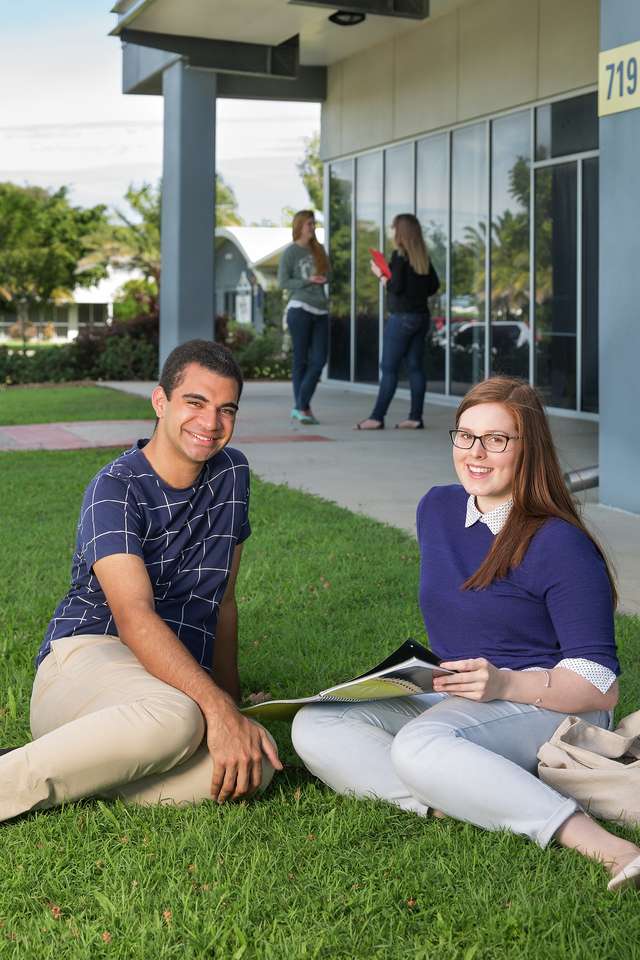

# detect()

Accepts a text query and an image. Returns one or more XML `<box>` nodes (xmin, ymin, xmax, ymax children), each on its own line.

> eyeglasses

<box><xmin>449</xmin><ymin>429</ymin><xmax>520</xmax><ymax>453</ymax></box>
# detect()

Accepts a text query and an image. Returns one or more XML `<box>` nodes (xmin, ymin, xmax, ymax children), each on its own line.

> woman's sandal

<box><xmin>608</xmin><ymin>854</ymin><xmax>640</xmax><ymax>891</ymax></box>
<box><xmin>355</xmin><ymin>419</ymin><xmax>384</xmax><ymax>430</ymax></box>
<box><xmin>395</xmin><ymin>420</ymin><xmax>424</xmax><ymax>430</ymax></box>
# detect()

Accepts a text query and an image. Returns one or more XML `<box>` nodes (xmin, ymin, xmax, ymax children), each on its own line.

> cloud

<box><xmin>0</xmin><ymin>0</ymin><xmax>320</xmax><ymax>223</ymax></box>
<box><xmin>0</xmin><ymin>104</ymin><xmax>319</xmax><ymax>220</ymax></box>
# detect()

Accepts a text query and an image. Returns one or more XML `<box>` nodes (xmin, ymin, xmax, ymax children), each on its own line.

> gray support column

<box><xmin>160</xmin><ymin>61</ymin><xmax>216</xmax><ymax>368</ymax></box>
<box><xmin>599</xmin><ymin>0</ymin><xmax>640</xmax><ymax>514</ymax></box>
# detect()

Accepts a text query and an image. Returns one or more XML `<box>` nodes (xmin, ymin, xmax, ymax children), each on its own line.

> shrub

<box><xmin>0</xmin><ymin>311</ymin><xmax>290</xmax><ymax>384</ymax></box>
<box><xmin>262</xmin><ymin>288</ymin><xmax>287</xmax><ymax>328</ymax></box>
<box><xmin>98</xmin><ymin>336</ymin><xmax>158</xmax><ymax>380</ymax></box>
<box><xmin>226</xmin><ymin>323</ymin><xmax>291</xmax><ymax>379</ymax></box>
<box><xmin>72</xmin><ymin>313</ymin><xmax>160</xmax><ymax>381</ymax></box>
<box><xmin>8</xmin><ymin>322</ymin><xmax>37</xmax><ymax>342</ymax></box>
<box><xmin>113</xmin><ymin>277</ymin><xmax>159</xmax><ymax>323</ymax></box>
<box><xmin>0</xmin><ymin>343</ymin><xmax>80</xmax><ymax>384</ymax></box>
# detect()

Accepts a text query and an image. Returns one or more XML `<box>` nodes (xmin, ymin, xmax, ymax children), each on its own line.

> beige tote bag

<box><xmin>537</xmin><ymin>711</ymin><xmax>640</xmax><ymax>825</ymax></box>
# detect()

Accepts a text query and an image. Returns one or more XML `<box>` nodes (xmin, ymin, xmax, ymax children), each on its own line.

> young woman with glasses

<box><xmin>293</xmin><ymin>376</ymin><xmax>640</xmax><ymax>891</ymax></box>
<box><xmin>355</xmin><ymin>213</ymin><xmax>440</xmax><ymax>431</ymax></box>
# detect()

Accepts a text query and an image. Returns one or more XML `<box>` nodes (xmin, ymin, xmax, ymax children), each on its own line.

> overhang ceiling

<box><xmin>111</xmin><ymin>0</ymin><xmax>472</xmax><ymax>67</ymax></box>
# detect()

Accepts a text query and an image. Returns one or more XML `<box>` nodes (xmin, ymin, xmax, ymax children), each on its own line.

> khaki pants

<box><xmin>0</xmin><ymin>633</ymin><xmax>274</xmax><ymax>823</ymax></box>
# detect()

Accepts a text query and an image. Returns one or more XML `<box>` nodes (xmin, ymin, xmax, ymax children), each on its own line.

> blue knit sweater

<box><xmin>417</xmin><ymin>484</ymin><xmax>619</xmax><ymax>674</ymax></box>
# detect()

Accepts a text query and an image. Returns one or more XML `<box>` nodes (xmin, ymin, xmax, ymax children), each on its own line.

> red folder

<box><xmin>369</xmin><ymin>248</ymin><xmax>391</xmax><ymax>279</ymax></box>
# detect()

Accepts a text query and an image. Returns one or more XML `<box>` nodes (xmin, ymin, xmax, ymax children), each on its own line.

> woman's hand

<box><xmin>433</xmin><ymin>658</ymin><xmax>508</xmax><ymax>702</ymax></box>
<box><xmin>369</xmin><ymin>259</ymin><xmax>382</xmax><ymax>279</ymax></box>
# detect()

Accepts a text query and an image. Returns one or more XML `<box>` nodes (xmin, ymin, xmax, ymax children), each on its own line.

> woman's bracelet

<box><xmin>534</xmin><ymin>670</ymin><xmax>552</xmax><ymax>705</ymax></box>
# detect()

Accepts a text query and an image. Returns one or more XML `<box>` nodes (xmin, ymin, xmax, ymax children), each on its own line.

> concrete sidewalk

<box><xmin>2</xmin><ymin>379</ymin><xmax>638</xmax><ymax>615</ymax></box>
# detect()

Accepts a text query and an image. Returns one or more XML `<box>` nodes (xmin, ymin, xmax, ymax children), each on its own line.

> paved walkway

<box><xmin>2</xmin><ymin>379</ymin><xmax>638</xmax><ymax>615</ymax></box>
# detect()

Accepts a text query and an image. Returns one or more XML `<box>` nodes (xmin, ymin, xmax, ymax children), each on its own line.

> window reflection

<box><xmin>325</xmin><ymin>93</ymin><xmax>599</xmax><ymax>414</ymax></box>
<box><xmin>355</xmin><ymin>153</ymin><xmax>382</xmax><ymax>383</ymax></box>
<box><xmin>490</xmin><ymin>112</ymin><xmax>530</xmax><ymax>380</ymax></box>
<box><xmin>384</xmin><ymin>143</ymin><xmax>415</xmax><ymax>387</ymax></box>
<box><xmin>451</xmin><ymin>123</ymin><xmax>487</xmax><ymax>396</ymax></box>
<box><xmin>535</xmin><ymin>163</ymin><xmax>577</xmax><ymax>409</ymax></box>
<box><xmin>384</xmin><ymin>144</ymin><xmax>414</xmax><ymax>261</ymax></box>
<box><xmin>536</xmin><ymin>93</ymin><xmax>598</xmax><ymax>161</ymax></box>
<box><xmin>328</xmin><ymin>161</ymin><xmax>353</xmax><ymax>380</ymax></box>
<box><xmin>416</xmin><ymin>134</ymin><xmax>448</xmax><ymax>393</ymax></box>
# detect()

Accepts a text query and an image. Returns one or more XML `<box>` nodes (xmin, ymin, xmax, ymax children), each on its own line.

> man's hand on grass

<box><xmin>205</xmin><ymin>700</ymin><xmax>282</xmax><ymax>803</ymax></box>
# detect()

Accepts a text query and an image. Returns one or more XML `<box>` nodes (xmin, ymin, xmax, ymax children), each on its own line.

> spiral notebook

<box><xmin>241</xmin><ymin>639</ymin><xmax>454</xmax><ymax>722</ymax></box>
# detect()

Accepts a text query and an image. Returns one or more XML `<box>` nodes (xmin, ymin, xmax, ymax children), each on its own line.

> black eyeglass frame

<box><xmin>449</xmin><ymin>429</ymin><xmax>521</xmax><ymax>453</ymax></box>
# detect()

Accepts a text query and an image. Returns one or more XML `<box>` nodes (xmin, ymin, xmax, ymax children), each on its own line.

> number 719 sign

<box><xmin>599</xmin><ymin>40</ymin><xmax>640</xmax><ymax>117</ymax></box>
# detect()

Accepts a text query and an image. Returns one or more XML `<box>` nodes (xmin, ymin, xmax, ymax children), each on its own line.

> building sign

<box><xmin>599</xmin><ymin>40</ymin><xmax>640</xmax><ymax>117</ymax></box>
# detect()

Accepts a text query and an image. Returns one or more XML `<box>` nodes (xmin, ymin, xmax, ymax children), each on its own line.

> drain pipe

<box><xmin>564</xmin><ymin>465</ymin><xmax>599</xmax><ymax>493</ymax></box>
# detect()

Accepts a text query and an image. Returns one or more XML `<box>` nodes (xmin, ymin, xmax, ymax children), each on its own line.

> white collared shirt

<box><xmin>464</xmin><ymin>495</ymin><xmax>617</xmax><ymax>694</ymax></box>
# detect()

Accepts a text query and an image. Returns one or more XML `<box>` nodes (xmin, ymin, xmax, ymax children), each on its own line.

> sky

<box><xmin>0</xmin><ymin>0</ymin><xmax>321</xmax><ymax>223</ymax></box>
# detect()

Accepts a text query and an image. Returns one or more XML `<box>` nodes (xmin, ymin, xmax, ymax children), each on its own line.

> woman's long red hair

<box><xmin>292</xmin><ymin>209</ymin><xmax>329</xmax><ymax>275</ymax></box>
<box><xmin>458</xmin><ymin>377</ymin><xmax>617</xmax><ymax>605</ymax></box>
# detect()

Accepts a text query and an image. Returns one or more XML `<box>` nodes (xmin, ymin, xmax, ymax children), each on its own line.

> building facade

<box><xmin>324</xmin><ymin>88</ymin><xmax>599</xmax><ymax>417</ymax></box>
<box><xmin>111</xmin><ymin>0</ymin><xmax>640</xmax><ymax>514</ymax></box>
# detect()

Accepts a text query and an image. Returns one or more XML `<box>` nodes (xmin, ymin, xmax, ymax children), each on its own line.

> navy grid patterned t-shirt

<box><xmin>37</xmin><ymin>440</ymin><xmax>251</xmax><ymax>670</ymax></box>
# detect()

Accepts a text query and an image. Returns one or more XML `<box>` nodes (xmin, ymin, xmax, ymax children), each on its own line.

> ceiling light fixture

<box><xmin>328</xmin><ymin>10</ymin><xmax>367</xmax><ymax>26</ymax></box>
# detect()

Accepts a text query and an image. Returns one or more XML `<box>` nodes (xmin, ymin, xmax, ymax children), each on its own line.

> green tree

<box><xmin>297</xmin><ymin>132</ymin><xmax>323</xmax><ymax>213</ymax></box>
<box><xmin>216</xmin><ymin>174</ymin><xmax>243</xmax><ymax>226</ymax></box>
<box><xmin>83</xmin><ymin>175</ymin><xmax>244</xmax><ymax>319</ymax></box>
<box><xmin>0</xmin><ymin>183</ymin><xmax>108</xmax><ymax>339</ymax></box>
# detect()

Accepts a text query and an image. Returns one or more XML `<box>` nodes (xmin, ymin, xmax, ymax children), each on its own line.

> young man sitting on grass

<box><xmin>0</xmin><ymin>339</ymin><xmax>281</xmax><ymax>821</ymax></box>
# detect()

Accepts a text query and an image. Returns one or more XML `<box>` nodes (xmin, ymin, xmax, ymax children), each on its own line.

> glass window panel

<box><xmin>383</xmin><ymin>143</ymin><xmax>414</xmax><ymax>260</ymax></box>
<box><xmin>451</xmin><ymin>123</ymin><xmax>487</xmax><ymax>396</ymax></box>
<box><xmin>355</xmin><ymin>152</ymin><xmax>382</xmax><ymax>383</ymax></box>
<box><xmin>384</xmin><ymin>143</ymin><xmax>415</xmax><ymax>388</ymax></box>
<box><xmin>328</xmin><ymin>161</ymin><xmax>353</xmax><ymax>380</ymax></box>
<box><xmin>534</xmin><ymin>163</ymin><xmax>577</xmax><ymax>409</ymax></box>
<box><xmin>581</xmin><ymin>157</ymin><xmax>599</xmax><ymax>413</ymax></box>
<box><xmin>490</xmin><ymin>111</ymin><xmax>531</xmax><ymax>380</ymax></box>
<box><xmin>416</xmin><ymin>133</ymin><xmax>448</xmax><ymax>394</ymax></box>
<box><xmin>535</xmin><ymin>93</ymin><xmax>597</xmax><ymax>160</ymax></box>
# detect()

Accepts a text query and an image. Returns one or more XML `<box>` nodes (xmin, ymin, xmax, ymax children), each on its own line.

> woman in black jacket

<box><xmin>356</xmin><ymin>213</ymin><xmax>439</xmax><ymax>430</ymax></box>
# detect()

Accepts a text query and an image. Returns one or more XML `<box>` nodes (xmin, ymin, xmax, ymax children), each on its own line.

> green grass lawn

<box><xmin>0</xmin><ymin>386</ymin><xmax>152</xmax><ymax>426</ymax></box>
<box><xmin>1</xmin><ymin>448</ymin><xmax>639</xmax><ymax>959</ymax></box>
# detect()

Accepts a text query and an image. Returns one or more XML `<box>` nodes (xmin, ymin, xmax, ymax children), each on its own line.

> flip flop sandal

<box><xmin>355</xmin><ymin>420</ymin><xmax>384</xmax><ymax>430</ymax></box>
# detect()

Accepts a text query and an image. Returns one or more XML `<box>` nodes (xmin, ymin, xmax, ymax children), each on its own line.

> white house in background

<box><xmin>0</xmin><ymin>267</ymin><xmax>142</xmax><ymax>342</ymax></box>
<box><xmin>215</xmin><ymin>226</ymin><xmax>324</xmax><ymax>329</ymax></box>
<box><xmin>70</xmin><ymin>267</ymin><xmax>144</xmax><ymax>337</ymax></box>
<box><xmin>0</xmin><ymin>228</ymin><xmax>325</xmax><ymax>343</ymax></box>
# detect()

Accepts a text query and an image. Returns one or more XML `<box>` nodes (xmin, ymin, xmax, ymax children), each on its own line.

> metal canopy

<box><xmin>288</xmin><ymin>0</ymin><xmax>429</xmax><ymax>19</ymax></box>
<box><xmin>120</xmin><ymin>28</ymin><xmax>300</xmax><ymax>78</ymax></box>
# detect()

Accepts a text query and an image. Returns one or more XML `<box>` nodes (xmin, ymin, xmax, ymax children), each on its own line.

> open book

<box><xmin>241</xmin><ymin>638</ymin><xmax>454</xmax><ymax>722</ymax></box>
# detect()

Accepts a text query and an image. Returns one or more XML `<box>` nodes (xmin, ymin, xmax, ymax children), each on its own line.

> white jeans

<box><xmin>292</xmin><ymin>694</ymin><xmax>610</xmax><ymax>848</ymax></box>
